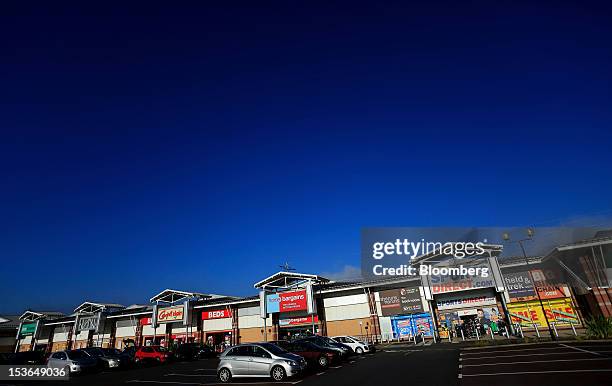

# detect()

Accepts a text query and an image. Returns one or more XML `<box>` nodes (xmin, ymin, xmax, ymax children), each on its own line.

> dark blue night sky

<box><xmin>1</xmin><ymin>1</ymin><xmax>611</xmax><ymax>313</ymax></box>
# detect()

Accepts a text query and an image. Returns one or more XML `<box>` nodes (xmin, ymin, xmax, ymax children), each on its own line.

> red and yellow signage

<box><xmin>202</xmin><ymin>309</ymin><xmax>232</xmax><ymax>320</ymax></box>
<box><xmin>157</xmin><ymin>306</ymin><xmax>184</xmax><ymax>323</ymax></box>
<box><xmin>508</xmin><ymin>298</ymin><xmax>579</xmax><ymax>328</ymax></box>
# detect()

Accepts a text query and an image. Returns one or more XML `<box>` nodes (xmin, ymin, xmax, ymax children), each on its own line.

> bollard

<box><xmin>533</xmin><ymin>323</ymin><xmax>540</xmax><ymax>338</ymax></box>
<box><xmin>505</xmin><ymin>326</ymin><xmax>510</xmax><ymax>339</ymax></box>
<box><xmin>571</xmin><ymin>323</ymin><xmax>577</xmax><ymax>336</ymax></box>
<box><xmin>475</xmin><ymin>327</ymin><xmax>480</xmax><ymax>340</ymax></box>
<box><xmin>489</xmin><ymin>326</ymin><xmax>495</xmax><ymax>340</ymax></box>
<box><xmin>518</xmin><ymin>324</ymin><xmax>524</xmax><ymax>339</ymax></box>
<box><xmin>551</xmin><ymin>322</ymin><xmax>558</xmax><ymax>338</ymax></box>
<box><xmin>448</xmin><ymin>331</ymin><xmax>452</xmax><ymax>343</ymax></box>
<box><xmin>460</xmin><ymin>329</ymin><xmax>465</xmax><ymax>341</ymax></box>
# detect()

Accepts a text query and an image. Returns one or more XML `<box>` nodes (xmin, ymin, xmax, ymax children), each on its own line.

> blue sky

<box><xmin>1</xmin><ymin>1</ymin><xmax>611</xmax><ymax>313</ymax></box>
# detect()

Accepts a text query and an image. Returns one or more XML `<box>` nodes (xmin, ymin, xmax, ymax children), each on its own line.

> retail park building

<box><xmin>12</xmin><ymin>233</ymin><xmax>612</xmax><ymax>353</ymax></box>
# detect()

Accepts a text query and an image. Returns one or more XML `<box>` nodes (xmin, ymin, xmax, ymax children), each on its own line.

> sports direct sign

<box><xmin>266</xmin><ymin>290</ymin><xmax>308</xmax><ymax>313</ymax></box>
<box><xmin>202</xmin><ymin>309</ymin><xmax>232</xmax><ymax>320</ymax></box>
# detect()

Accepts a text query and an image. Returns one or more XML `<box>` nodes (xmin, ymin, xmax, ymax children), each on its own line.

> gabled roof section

<box><xmin>150</xmin><ymin>289</ymin><xmax>212</xmax><ymax>304</ymax></box>
<box><xmin>74</xmin><ymin>302</ymin><xmax>125</xmax><ymax>314</ymax></box>
<box><xmin>19</xmin><ymin>310</ymin><xmax>65</xmax><ymax>322</ymax></box>
<box><xmin>0</xmin><ymin>315</ymin><xmax>20</xmax><ymax>329</ymax></box>
<box><xmin>254</xmin><ymin>271</ymin><xmax>329</xmax><ymax>289</ymax></box>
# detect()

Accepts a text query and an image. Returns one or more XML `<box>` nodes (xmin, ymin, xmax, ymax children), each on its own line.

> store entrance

<box><xmin>457</xmin><ymin>312</ymin><xmax>480</xmax><ymax>339</ymax></box>
<box><xmin>278</xmin><ymin>326</ymin><xmax>317</xmax><ymax>341</ymax></box>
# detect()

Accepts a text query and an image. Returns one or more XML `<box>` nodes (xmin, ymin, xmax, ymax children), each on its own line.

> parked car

<box><xmin>134</xmin><ymin>345</ymin><xmax>172</xmax><ymax>364</ymax></box>
<box><xmin>176</xmin><ymin>343</ymin><xmax>218</xmax><ymax>359</ymax></box>
<box><xmin>272</xmin><ymin>340</ymin><xmax>338</xmax><ymax>369</ymax></box>
<box><xmin>217</xmin><ymin>343</ymin><xmax>306</xmax><ymax>383</ymax></box>
<box><xmin>298</xmin><ymin>336</ymin><xmax>351</xmax><ymax>359</ymax></box>
<box><xmin>122</xmin><ymin>346</ymin><xmax>137</xmax><ymax>363</ymax></box>
<box><xmin>331</xmin><ymin>336</ymin><xmax>372</xmax><ymax>354</ymax></box>
<box><xmin>47</xmin><ymin>350</ymin><xmax>98</xmax><ymax>374</ymax></box>
<box><xmin>102</xmin><ymin>347</ymin><xmax>133</xmax><ymax>367</ymax></box>
<box><xmin>0</xmin><ymin>353</ymin><xmax>17</xmax><ymax>365</ymax></box>
<box><xmin>81</xmin><ymin>347</ymin><xmax>122</xmax><ymax>369</ymax></box>
<box><xmin>14</xmin><ymin>350</ymin><xmax>47</xmax><ymax>365</ymax></box>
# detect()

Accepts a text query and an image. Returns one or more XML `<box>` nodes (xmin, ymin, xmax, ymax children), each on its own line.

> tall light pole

<box><xmin>503</xmin><ymin>228</ymin><xmax>556</xmax><ymax>341</ymax></box>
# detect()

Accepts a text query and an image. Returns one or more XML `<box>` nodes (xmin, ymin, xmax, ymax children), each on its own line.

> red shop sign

<box><xmin>279</xmin><ymin>315</ymin><xmax>318</xmax><ymax>326</ymax></box>
<box><xmin>280</xmin><ymin>290</ymin><xmax>308</xmax><ymax>312</ymax></box>
<box><xmin>202</xmin><ymin>309</ymin><xmax>232</xmax><ymax>320</ymax></box>
<box><xmin>140</xmin><ymin>317</ymin><xmax>152</xmax><ymax>326</ymax></box>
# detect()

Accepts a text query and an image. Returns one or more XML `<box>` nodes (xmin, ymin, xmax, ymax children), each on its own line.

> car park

<box><xmin>47</xmin><ymin>349</ymin><xmax>98</xmax><ymax>374</ymax></box>
<box><xmin>331</xmin><ymin>335</ymin><xmax>372</xmax><ymax>354</ymax></box>
<box><xmin>273</xmin><ymin>339</ymin><xmax>338</xmax><ymax>369</ymax></box>
<box><xmin>217</xmin><ymin>343</ymin><xmax>306</xmax><ymax>383</ymax></box>
<box><xmin>82</xmin><ymin>347</ymin><xmax>122</xmax><ymax>369</ymax></box>
<box><xmin>134</xmin><ymin>345</ymin><xmax>172</xmax><ymax>364</ymax></box>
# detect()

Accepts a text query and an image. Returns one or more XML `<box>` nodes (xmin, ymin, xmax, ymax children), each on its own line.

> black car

<box><xmin>14</xmin><ymin>350</ymin><xmax>47</xmax><ymax>365</ymax></box>
<box><xmin>174</xmin><ymin>343</ymin><xmax>217</xmax><ymax>361</ymax></box>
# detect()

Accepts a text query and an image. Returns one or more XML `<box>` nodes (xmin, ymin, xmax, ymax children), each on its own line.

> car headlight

<box><xmin>284</xmin><ymin>360</ymin><xmax>297</xmax><ymax>366</ymax></box>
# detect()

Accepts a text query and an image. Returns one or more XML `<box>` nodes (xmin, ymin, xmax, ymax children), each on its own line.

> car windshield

<box><xmin>68</xmin><ymin>350</ymin><xmax>87</xmax><ymax>360</ymax></box>
<box><xmin>154</xmin><ymin>347</ymin><xmax>167</xmax><ymax>352</ymax></box>
<box><xmin>259</xmin><ymin>343</ymin><xmax>287</xmax><ymax>355</ymax></box>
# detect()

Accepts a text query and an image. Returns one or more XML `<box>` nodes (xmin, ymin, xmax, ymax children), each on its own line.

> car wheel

<box><xmin>218</xmin><ymin>368</ymin><xmax>232</xmax><ymax>383</ymax></box>
<box><xmin>355</xmin><ymin>347</ymin><xmax>363</xmax><ymax>354</ymax></box>
<box><xmin>318</xmin><ymin>355</ymin><xmax>329</xmax><ymax>368</ymax></box>
<box><xmin>271</xmin><ymin>365</ymin><xmax>286</xmax><ymax>381</ymax></box>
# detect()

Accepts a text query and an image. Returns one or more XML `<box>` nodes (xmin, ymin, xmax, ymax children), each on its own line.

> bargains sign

<box><xmin>266</xmin><ymin>290</ymin><xmax>308</xmax><ymax>313</ymax></box>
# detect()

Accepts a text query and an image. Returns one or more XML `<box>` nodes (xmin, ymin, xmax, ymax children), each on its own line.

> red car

<box><xmin>134</xmin><ymin>346</ymin><xmax>172</xmax><ymax>364</ymax></box>
<box><xmin>273</xmin><ymin>340</ymin><xmax>337</xmax><ymax>369</ymax></box>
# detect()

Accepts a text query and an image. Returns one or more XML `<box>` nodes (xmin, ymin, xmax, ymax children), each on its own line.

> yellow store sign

<box><xmin>507</xmin><ymin>298</ymin><xmax>579</xmax><ymax>328</ymax></box>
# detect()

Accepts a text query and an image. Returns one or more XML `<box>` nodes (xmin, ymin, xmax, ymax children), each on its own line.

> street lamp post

<box><xmin>503</xmin><ymin>229</ymin><xmax>556</xmax><ymax>341</ymax></box>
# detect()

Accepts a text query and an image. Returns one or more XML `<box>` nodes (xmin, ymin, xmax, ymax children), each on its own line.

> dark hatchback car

<box><xmin>298</xmin><ymin>336</ymin><xmax>352</xmax><ymax>359</ymax></box>
<box><xmin>273</xmin><ymin>340</ymin><xmax>338</xmax><ymax>369</ymax></box>
<box><xmin>175</xmin><ymin>343</ymin><xmax>217</xmax><ymax>361</ymax></box>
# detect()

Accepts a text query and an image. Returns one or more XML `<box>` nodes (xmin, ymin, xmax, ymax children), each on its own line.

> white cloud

<box><xmin>320</xmin><ymin>264</ymin><xmax>363</xmax><ymax>282</ymax></box>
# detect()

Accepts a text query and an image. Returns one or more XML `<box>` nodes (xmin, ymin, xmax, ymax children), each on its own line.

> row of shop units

<box><xmin>15</xmin><ymin>261</ymin><xmax>609</xmax><ymax>353</ymax></box>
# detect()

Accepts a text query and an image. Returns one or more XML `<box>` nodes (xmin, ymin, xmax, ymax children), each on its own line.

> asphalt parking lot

<box><xmin>14</xmin><ymin>343</ymin><xmax>460</xmax><ymax>386</ymax></box>
<box><xmin>458</xmin><ymin>342</ymin><xmax>612</xmax><ymax>386</ymax></box>
<box><xmin>10</xmin><ymin>342</ymin><xmax>612</xmax><ymax>386</ymax></box>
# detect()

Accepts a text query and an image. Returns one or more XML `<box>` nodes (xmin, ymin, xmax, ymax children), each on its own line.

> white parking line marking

<box><xmin>560</xmin><ymin>343</ymin><xmax>604</xmax><ymax>356</ymax></box>
<box><xmin>461</xmin><ymin>347</ymin><xmax>572</xmax><ymax>356</ymax></box>
<box><xmin>460</xmin><ymin>351</ymin><xmax>592</xmax><ymax>360</ymax></box>
<box><xmin>316</xmin><ymin>371</ymin><xmax>326</xmax><ymax>375</ymax></box>
<box><xmin>461</xmin><ymin>369</ymin><xmax>612</xmax><ymax>377</ymax></box>
<box><xmin>461</xmin><ymin>357</ymin><xmax>612</xmax><ymax>367</ymax></box>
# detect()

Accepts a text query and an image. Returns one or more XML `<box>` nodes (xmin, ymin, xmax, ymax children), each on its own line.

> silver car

<box><xmin>47</xmin><ymin>349</ymin><xmax>98</xmax><ymax>374</ymax></box>
<box><xmin>217</xmin><ymin>343</ymin><xmax>306</xmax><ymax>383</ymax></box>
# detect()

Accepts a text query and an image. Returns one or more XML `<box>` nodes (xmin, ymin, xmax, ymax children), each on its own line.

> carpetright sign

<box><xmin>156</xmin><ymin>305</ymin><xmax>184</xmax><ymax>323</ymax></box>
